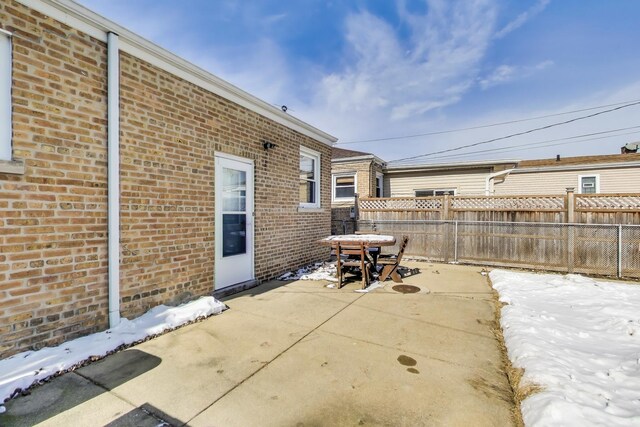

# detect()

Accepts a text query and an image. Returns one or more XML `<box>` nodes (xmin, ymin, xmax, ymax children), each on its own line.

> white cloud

<box><xmin>479</xmin><ymin>60</ymin><xmax>554</xmax><ymax>89</ymax></box>
<box><xmin>297</xmin><ymin>0</ymin><xmax>498</xmax><ymax>140</ymax></box>
<box><xmin>495</xmin><ymin>0</ymin><xmax>551</xmax><ymax>39</ymax></box>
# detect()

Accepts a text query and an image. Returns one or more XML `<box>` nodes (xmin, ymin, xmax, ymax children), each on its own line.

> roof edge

<box><xmin>332</xmin><ymin>154</ymin><xmax>386</xmax><ymax>165</ymax></box>
<box><xmin>511</xmin><ymin>161</ymin><xmax>640</xmax><ymax>174</ymax></box>
<box><xmin>19</xmin><ymin>0</ymin><xmax>337</xmax><ymax>145</ymax></box>
<box><xmin>384</xmin><ymin>159</ymin><xmax>520</xmax><ymax>173</ymax></box>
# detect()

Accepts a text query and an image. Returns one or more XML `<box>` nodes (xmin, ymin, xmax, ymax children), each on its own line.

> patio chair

<box><xmin>334</xmin><ymin>242</ymin><xmax>371</xmax><ymax>290</ymax></box>
<box><xmin>377</xmin><ymin>235</ymin><xmax>409</xmax><ymax>283</ymax></box>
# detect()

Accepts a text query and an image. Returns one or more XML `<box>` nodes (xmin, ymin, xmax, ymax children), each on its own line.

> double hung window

<box><xmin>300</xmin><ymin>147</ymin><xmax>320</xmax><ymax>208</ymax></box>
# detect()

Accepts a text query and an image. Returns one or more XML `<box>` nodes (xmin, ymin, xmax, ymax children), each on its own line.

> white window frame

<box><xmin>578</xmin><ymin>174</ymin><xmax>600</xmax><ymax>194</ymax></box>
<box><xmin>332</xmin><ymin>172</ymin><xmax>357</xmax><ymax>202</ymax></box>
<box><xmin>0</xmin><ymin>29</ymin><xmax>11</xmax><ymax>161</ymax></box>
<box><xmin>299</xmin><ymin>146</ymin><xmax>321</xmax><ymax>209</ymax></box>
<box><xmin>415</xmin><ymin>188</ymin><xmax>457</xmax><ymax>197</ymax></box>
<box><xmin>375</xmin><ymin>172</ymin><xmax>384</xmax><ymax>198</ymax></box>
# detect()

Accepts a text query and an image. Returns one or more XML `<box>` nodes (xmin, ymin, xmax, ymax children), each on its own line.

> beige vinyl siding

<box><xmin>386</xmin><ymin>169</ymin><xmax>491</xmax><ymax>197</ymax></box>
<box><xmin>494</xmin><ymin>166</ymin><xmax>640</xmax><ymax>195</ymax></box>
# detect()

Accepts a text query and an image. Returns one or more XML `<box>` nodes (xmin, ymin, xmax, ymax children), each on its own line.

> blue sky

<box><xmin>77</xmin><ymin>0</ymin><xmax>640</xmax><ymax>164</ymax></box>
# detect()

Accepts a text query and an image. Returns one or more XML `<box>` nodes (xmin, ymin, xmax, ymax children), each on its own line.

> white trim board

<box><xmin>17</xmin><ymin>0</ymin><xmax>337</xmax><ymax>146</ymax></box>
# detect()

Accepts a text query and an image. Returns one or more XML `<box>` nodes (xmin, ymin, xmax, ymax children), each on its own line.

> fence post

<box><xmin>442</xmin><ymin>194</ymin><xmax>450</xmax><ymax>220</ymax></box>
<box><xmin>443</xmin><ymin>194</ymin><xmax>451</xmax><ymax>262</ymax></box>
<box><xmin>566</xmin><ymin>187</ymin><xmax>575</xmax><ymax>223</ymax></box>
<box><xmin>353</xmin><ymin>193</ymin><xmax>359</xmax><ymax>232</ymax></box>
<box><xmin>454</xmin><ymin>220</ymin><xmax>459</xmax><ymax>262</ymax></box>
<box><xmin>618</xmin><ymin>224</ymin><xmax>623</xmax><ymax>278</ymax></box>
<box><xmin>566</xmin><ymin>187</ymin><xmax>575</xmax><ymax>273</ymax></box>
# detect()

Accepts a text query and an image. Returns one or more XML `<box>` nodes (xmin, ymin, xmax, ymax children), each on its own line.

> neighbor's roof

<box><xmin>518</xmin><ymin>153</ymin><xmax>640</xmax><ymax>169</ymax></box>
<box><xmin>331</xmin><ymin>147</ymin><xmax>386</xmax><ymax>165</ymax></box>
<box><xmin>25</xmin><ymin>0</ymin><xmax>337</xmax><ymax>145</ymax></box>
<box><xmin>385</xmin><ymin>159</ymin><xmax>519</xmax><ymax>173</ymax></box>
<box><xmin>332</xmin><ymin>147</ymin><xmax>374</xmax><ymax>159</ymax></box>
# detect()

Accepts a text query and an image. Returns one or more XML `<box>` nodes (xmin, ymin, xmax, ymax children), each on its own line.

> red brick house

<box><xmin>0</xmin><ymin>0</ymin><xmax>336</xmax><ymax>357</ymax></box>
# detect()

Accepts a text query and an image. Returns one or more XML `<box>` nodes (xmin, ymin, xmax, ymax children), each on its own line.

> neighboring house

<box><xmin>384</xmin><ymin>159</ymin><xmax>518</xmax><ymax>197</ymax></box>
<box><xmin>0</xmin><ymin>0</ymin><xmax>336</xmax><ymax>358</ymax></box>
<box><xmin>340</xmin><ymin>147</ymin><xmax>640</xmax><ymax>199</ymax></box>
<box><xmin>493</xmin><ymin>152</ymin><xmax>640</xmax><ymax>195</ymax></box>
<box><xmin>330</xmin><ymin>148</ymin><xmax>385</xmax><ymax>233</ymax></box>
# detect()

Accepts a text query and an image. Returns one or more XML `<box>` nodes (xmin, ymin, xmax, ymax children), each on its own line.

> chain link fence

<box><xmin>355</xmin><ymin>219</ymin><xmax>640</xmax><ymax>279</ymax></box>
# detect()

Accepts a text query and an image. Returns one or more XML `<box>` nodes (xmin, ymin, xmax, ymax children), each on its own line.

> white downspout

<box><xmin>485</xmin><ymin>169</ymin><xmax>513</xmax><ymax>196</ymax></box>
<box><xmin>107</xmin><ymin>32</ymin><xmax>121</xmax><ymax>327</ymax></box>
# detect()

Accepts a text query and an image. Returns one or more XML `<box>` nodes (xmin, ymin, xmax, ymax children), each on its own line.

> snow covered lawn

<box><xmin>0</xmin><ymin>296</ymin><xmax>225</xmax><ymax>414</ymax></box>
<box><xmin>490</xmin><ymin>269</ymin><xmax>640</xmax><ymax>426</ymax></box>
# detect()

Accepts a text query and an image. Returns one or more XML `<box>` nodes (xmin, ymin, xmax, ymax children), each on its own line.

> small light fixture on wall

<box><xmin>262</xmin><ymin>140</ymin><xmax>277</xmax><ymax>151</ymax></box>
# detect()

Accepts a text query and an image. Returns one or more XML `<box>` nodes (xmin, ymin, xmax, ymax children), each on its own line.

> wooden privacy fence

<box><xmin>354</xmin><ymin>191</ymin><xmax>640</xmax><ymax>278</ymax></box>
<box><xmin>359</xmin><ymin>190</ymin><xmax>640</xmax><ymax>224</ymax></box>
<box><xmin>356</xmin><ymin>220</ymin><xmax>640</xmax><ymax>279</ymax></box>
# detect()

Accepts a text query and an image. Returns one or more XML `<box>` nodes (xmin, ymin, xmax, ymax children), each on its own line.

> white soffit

<box><xmin>18</xmin><ymin>0</ymin><xmax>337</xmax><ymax>146</ymax></box>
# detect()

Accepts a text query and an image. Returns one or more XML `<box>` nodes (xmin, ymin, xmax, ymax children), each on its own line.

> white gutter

<box><xmin>385</xmin><ymin>159</ymin><xmax>520</xmax><ymax>173</ymax></box>
<box><xmin>510</xmin><ymin>161</ymin><xmax>640</xmax><ymax>174</ymax></box>
<box><xmin>107</xmin><ymin>32</ymin><xmax>120</xmax><ymax>327</ymax></box>
<box><xmin>485</xmin><ymin>169</ymin><xmax>514</xmax><ymax>195</ymax></box>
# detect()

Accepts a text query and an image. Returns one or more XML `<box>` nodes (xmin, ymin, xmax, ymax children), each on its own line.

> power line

<box><xmin>391</xmin><ymin>125</ymin><xmax>640</xmax><ymax>164</ymax></box>
<box><xmin>389</xmin><ymin>101</ymin><xmax>640</xmax><ymax>163</ymax></box>
<box><xmin>421</xmin><ymin>128</ymin><xmax>640</xmax><ymax>162</ymax></box>
<box><xmin>337</xmin><ymin>98</ymin><xmax>640</xmax><ymax>145</ymax></box>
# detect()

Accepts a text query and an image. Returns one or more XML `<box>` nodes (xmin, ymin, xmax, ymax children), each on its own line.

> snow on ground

<box><xmin>278</xmin><ymin>262</ymin><xmax>384</xmax><ymax>291</ymax></box>
<box><xmin>490</xmin><ymin>269</ymin><xmax>640</xmax><ymax>426</ymax></box>
<box><xmin>278</xmin><ymin>262</ymin><xmax>338</xmax><ymax>282</ymax></box>
<box><xmin>0</xmin><ymin>296</ymin><xmax>225</xmax><ymax>413</ymax></box>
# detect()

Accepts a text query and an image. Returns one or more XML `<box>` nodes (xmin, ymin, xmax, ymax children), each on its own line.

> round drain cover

<box><xmin>392</xmin><ymin>285</ymin><xmax>420</xmax><ymax>294</ymax></box>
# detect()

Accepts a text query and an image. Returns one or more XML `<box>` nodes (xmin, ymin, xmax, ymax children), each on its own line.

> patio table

<box><xmin>320</xmin><ymin>234</ymin><xmax>396</xmax><ymax>268</ymax></box>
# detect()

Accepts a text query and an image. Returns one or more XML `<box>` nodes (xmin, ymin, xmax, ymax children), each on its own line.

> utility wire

<box><xmin>422</xmin><ymin>129</ymin><xmax>640</xmax><ymax>162</ymax></box>
<box><xmin>389</xmin><ymin>101</ymin><xmax>640</xmax><ymax>163</ymax></box>
<box><xmin>338</xmin><ymin>98</ymin><xmax>640</xmax><ymax>145</ymax></box>
<box><xmin>392</xmin><ymin>125</ymin><xmax>640</xmax><ymax>163</ymax></box>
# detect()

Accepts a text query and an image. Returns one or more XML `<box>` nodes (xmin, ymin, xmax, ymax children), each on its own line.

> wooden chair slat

<box><xmin>378</xmin><ymin>235</ymin><xmax>409</xmax><ymax>283</ymax></box>
<box><xmin>334</xmin><ymin>242</ymin><xmax>371</xmax><ymax>290</ymax></box>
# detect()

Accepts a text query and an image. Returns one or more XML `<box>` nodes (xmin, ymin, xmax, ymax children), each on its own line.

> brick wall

<box><xmin>0</xmin><ymin>1</ymin><xmax>331</xmax><ymax>358</ymax></box>
<box><xmin>0</xmin><ymin>1</ymin><xmax>109</xmax><ymax>357</ymax></box>
<box><xmin>118</xmin><ymin>52</ymin><xmax>332</xmax><ymax>318</ymax></box>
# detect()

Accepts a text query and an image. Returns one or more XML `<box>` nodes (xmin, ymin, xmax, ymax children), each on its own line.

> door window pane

<box><xmin>223</xmin><ymin>214</ymin><xmax>246</xmax><ymax>257</ymax></box>
<box><xmin>222</xmin><ymin>168</ymin><xmax>246</xmax><ymax>212</ymax></box>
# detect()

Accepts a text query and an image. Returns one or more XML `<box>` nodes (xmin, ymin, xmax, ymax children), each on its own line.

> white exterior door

<box><xmin>215</xmin><ymin>154</ymin><xmax>254</xmax><ymax>290</ymax></box>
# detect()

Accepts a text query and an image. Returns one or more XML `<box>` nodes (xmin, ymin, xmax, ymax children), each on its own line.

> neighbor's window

<box><xmin>415</xmin><ymin>189</ymin><xmax>456</xmax><ymax>197</ymax></box>
<box><xmin>299</xmin><ymin>146</ymin><xmax>320</xmax><ymax>208</ymax></box>
<box><xmin>375</xmin><ymin>173</ymin><xmax>384</xmax><ymax>198</ymax></box>
<box><xmin>0</xmin><ymin>29</ymin><xmax>11</xmax><ymax>161</ymax></box>
<box><xmin>332</xmin><ymin>173</ymin><xmax>356</xmax><ymax>201</ymax></box>
<box><xmin>579</xmin><ymin>175</ymin><xmax>599</xmax><ymax>194</ymax></box>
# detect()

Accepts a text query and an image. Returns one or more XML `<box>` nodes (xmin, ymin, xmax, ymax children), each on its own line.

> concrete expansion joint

<box><xmin>185</xmin><ymin>292</ymin><xmax>368</xmax><ymax>424</ymax></box>
<box><xmin>72</xmin><ymin>370</ymin><xmax>140</xmax><ymax>413</ymax></box>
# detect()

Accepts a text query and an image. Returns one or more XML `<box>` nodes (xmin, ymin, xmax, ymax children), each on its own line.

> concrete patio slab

<box><xmin>0</xmin><ymin>372</ymin><xmax>144</xmax><ymax>427</ymax></box>
<box><xmin>77</xmin><ymin>309</ymin><xmax>313</xmax><ymax>423</ymax></box>
<box><xmin>190</xmin><ymin>329</ymin><xmax>511</xmax><ymax>427</ymax></box>
<box><xmin>0</xmin><ymin>261</ymin><xmax>514</xmax><ymax>426</ymax></box>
